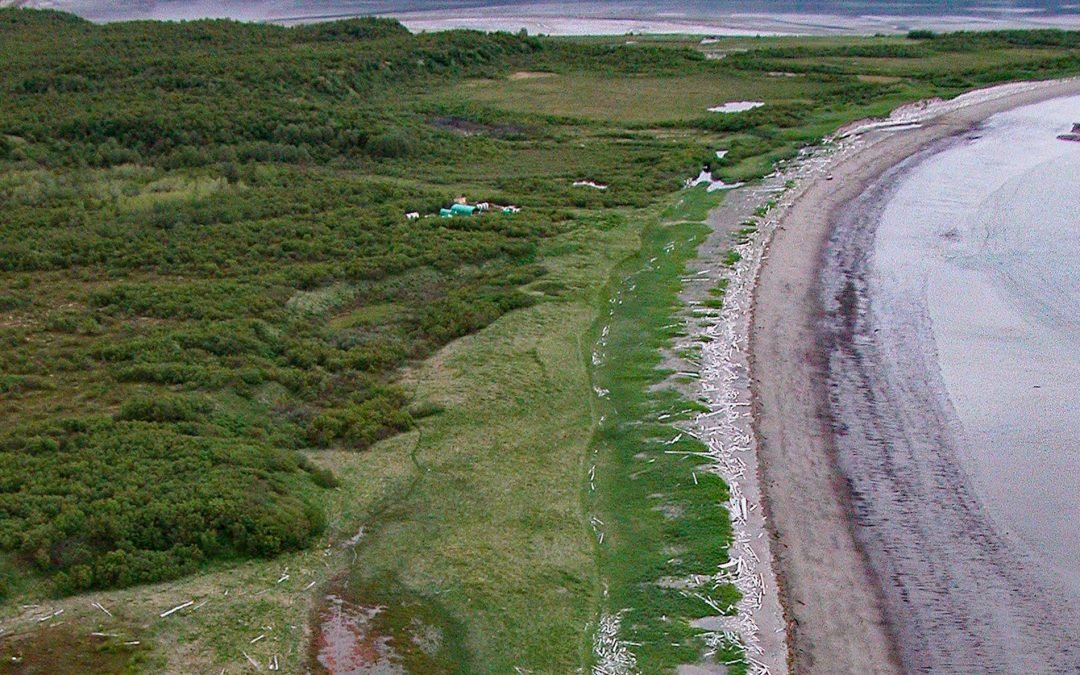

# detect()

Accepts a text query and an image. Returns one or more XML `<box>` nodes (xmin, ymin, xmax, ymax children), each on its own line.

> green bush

<box><xmin>366</xmin><ymin>130</ymin><xmax>415</xmax><ymax>158</ymax></box>
<box><xmin>0</xmin><ymin>420</ymin><xmax>328</xmax><ymax>593</ymax></box>
<box><xmin>116</xmin><ymin>394</ymin><xmax>212</xmax><ymax>423</ymax></box>
<box><xmin>308</xmin><ymin>387</ymin><xmax>413</xmax><ymax>449</ymax></box>
<box><xmin>0</xmin><ymin>294</ymin><xmax>29</xmax><ymax>310</ymax></box>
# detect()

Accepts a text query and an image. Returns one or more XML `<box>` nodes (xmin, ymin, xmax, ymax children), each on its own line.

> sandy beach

<box><xmin>749</xmin><ymin>77</ymin><xmax>1080</xmax><ymax>673</ymax></box>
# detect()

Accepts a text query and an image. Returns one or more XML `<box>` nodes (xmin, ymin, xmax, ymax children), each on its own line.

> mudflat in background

<box><xmin>7</xmin><ymin>0</ymin><xmax>1080</xmax><ymax>33</ymax></box>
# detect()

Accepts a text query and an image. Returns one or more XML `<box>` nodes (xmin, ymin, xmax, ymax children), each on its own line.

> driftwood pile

<box><xmin>592</xmin><ymin>610</ymin><xmax>637</xmax><ymax>675</ymax></box>
<box><xmin>691</xmin><ymin>186</ymin><xmax>774</xmax><ymax>672</ymax></box>
<box><xmin>684</xmin><ymin>141</ymin><xmax>860</xmax><ymax>675</ymax></box>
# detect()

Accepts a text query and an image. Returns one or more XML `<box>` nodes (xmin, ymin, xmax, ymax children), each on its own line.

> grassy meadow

<box><xmin>1</xmin><ymin>8</ymin><xmax>1079</xmax><ymax>671</ymax></box>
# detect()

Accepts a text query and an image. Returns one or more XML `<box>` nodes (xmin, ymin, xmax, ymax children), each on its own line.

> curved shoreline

<box><xmin>748</xmin><ymin>77</ymin><xmax>1080</xmax><ymax>673</ymax></box>
<box><xmin>822</xmin><ymin>101</ymin><xmax>1080</xmax><ymax>672</ymax></box>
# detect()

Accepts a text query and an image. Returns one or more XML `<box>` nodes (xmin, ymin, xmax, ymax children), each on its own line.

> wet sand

<box><xmin>749</xmin><ymin>78</ymin><xmax>1080</xmax><ymax>674</ymax></box>
<box><xmin>820</xmin><ymin>97</ymin><xmax>1080</xmax><ymax>673</ymax></box>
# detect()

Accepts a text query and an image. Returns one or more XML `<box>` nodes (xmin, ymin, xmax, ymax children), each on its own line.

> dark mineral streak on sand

<box><xmin>750</xmin><ymin>79</ymin><xmax>1080</xmax><ymax>674</ymax></box>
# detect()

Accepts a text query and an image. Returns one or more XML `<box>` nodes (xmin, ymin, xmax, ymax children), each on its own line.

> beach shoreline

<box><xmin>747</xmin><ymin>77</ymin><xmax>1080</xmax><ymax>673</ymax></box>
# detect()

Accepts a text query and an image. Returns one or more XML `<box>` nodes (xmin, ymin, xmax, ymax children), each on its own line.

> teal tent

<box><xmin>450</xmin><ymin>203</ymin><xmax>476</xmax><ymax>216</ymax></box>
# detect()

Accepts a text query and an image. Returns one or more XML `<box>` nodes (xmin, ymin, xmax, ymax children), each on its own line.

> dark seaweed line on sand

<box><xmin>815</xmin><ymin>132</ymin><xmax>1080</xmax><ymax>674</ymax></box>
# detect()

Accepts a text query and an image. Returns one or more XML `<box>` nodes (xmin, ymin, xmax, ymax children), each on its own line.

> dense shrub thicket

<box><xmin>0</xmin><ymin>415</ymin><xmax>326</xmax><ymax>595</ymax></box>
<box><xmin>726</xmin><ymin>28</ymin><xmax>1080</xmax><ymax>85</ymax></box>
<box><xmin>920</xmin><ymin>28</ymin><xmax>1080</xmax><ymax>49</ymax></box>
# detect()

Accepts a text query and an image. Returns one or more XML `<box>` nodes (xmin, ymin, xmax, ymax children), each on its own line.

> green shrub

<box><xmin>308</xmin><ymin>388</ymin><xmax>413</xmax><ymax>449</ymax></box>
<box><xmin>116</xmin><ymin>394</ymin><xmax>212</xmax><ymax>423</ymax></box>
<box><xmin>366</xmin><ymin>130</ymin><xmax>415</xmax><ymax>158</ymax></box>
<box><xmin>0</xmin><ymin>294</ymin><xmax>29</xmax><ymax>310</ymax></box>
<box><xmin>0</xmin><ymin>420</ymin><xmax>328</xmax><ymax>593</ymax></box>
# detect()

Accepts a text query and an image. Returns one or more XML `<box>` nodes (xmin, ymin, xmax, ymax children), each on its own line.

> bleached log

<box><xmin>37</xmin><ymin>609</ymin><xmax>63</xmax><ymax>622</ymax></box>
<box><xmin>159</xmin><ymin>601</ymin><xmax>194</xmax><ymax>618</ymax></box>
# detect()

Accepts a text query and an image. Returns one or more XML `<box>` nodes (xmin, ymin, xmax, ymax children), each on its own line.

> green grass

<box><xmin>754</xmin><ymin>200</ymin><xmax>778</xmax><ymax>218</ymax></box>
<box><xmin>588</xmin><ymin>212</ymin><xmax>741</xmax><ymax>672</ymax></box>
<box><xmin>320</xmin><ymin>215</ymin><xmax>643</xmax><ymax>671</ymax></box>
<box><xmin>326</xmin><ymin>301</ymin><xmax>403</xmax><ymax>329</ymax></box>
<box><xmin>447</xmin><ymin>71</ymin><xmax>823</xmax><ymax>124</ymax></box>
<box><xmin>662</xmin><ymin>184</ymin><xmax>726</xmax><ymax>223</ymax></box>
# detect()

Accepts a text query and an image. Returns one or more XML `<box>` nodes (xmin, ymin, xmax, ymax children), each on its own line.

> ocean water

<box><xmin>820</xmin><ymin>95</ymin><xmax>1080</xmax><ymax>672</ymax></box>
<box><xmin>876</xmin><ymin>96</ymin><xmax>1080</xmax><ymax>589</ymax></box>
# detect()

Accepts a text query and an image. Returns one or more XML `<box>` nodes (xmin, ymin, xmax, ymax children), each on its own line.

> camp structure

<box><xmin>433</xmin><ymin>199</ymin><xmax>507</xmax><ymax>218</ymax></box>
<box><xmin>405</xmin><ymin>211</ymin><xmax>420</xmax><ymax>220</ymax></box>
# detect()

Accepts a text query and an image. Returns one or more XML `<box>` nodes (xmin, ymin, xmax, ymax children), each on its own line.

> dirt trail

<box><xmin>749</xmin><ymin>78</ymin><xmax>1080</xmax><ymax>674</ymax></box>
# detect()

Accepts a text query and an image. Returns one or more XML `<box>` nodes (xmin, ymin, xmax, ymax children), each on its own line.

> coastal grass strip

<box><xmin>588</xmin><ymin>205</ymin><xmax>745</xmax><ymax>673</ymax></box>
